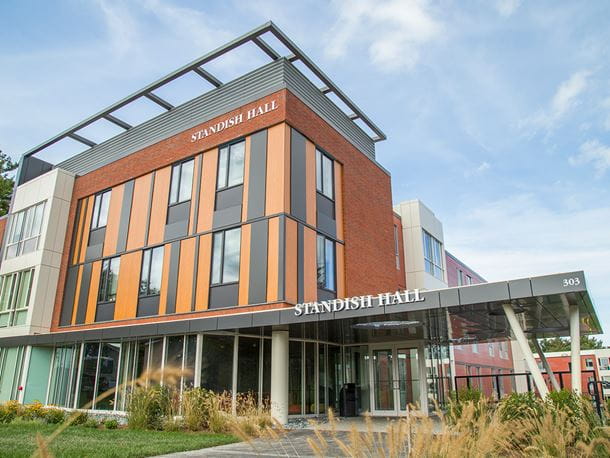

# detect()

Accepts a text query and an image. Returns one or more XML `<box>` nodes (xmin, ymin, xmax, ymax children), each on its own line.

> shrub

<box><xmin>162</xmin><ymin>417</ymin><xmax>183</xmax><ymax>432</ymax></box>
<box><xmin>84</xmin><ymin>418</ymin><xmax>99</xmax><ymax>428</ymax></box>
<box><xmin>43</xmin><ymin>408</ymin><xmax>65</xmax><ymax>424</ymax></box>
<box><xmin>446</xmin><ymin>388</ymin><xmax>488</xmax><ymax>423</ymax></box>
<box><xmin>69</xmin><ymin>411</ymin><xmax>88</xmax><ymax>426</ymax></box>
<box><xmin>104</xmin><ymin>419</ymin><xmax>119</xmax><ymax>429</ymax></box>
<box><xmin>0</xmin><ymin>404</ymin><xmax>16</xmax><ymax>424</ymax></box>
<box><xmin>127</xmin><ymin>385</ymin><xmax>171</xmax><ymax>430</ymax></box>
<box><xmin>498</xmin><ymin>391</ymin><xmax>545</xmax><ymax>421</ymax></box>
<box><xmin>182</xmin><ymin>387</ymin><xmax>214</xmax><ymax>431</ymax></box>
<box><xmin>21</xmin><ymin>401</ymin><xmax>46</xmax><ymax>421</ymax></box>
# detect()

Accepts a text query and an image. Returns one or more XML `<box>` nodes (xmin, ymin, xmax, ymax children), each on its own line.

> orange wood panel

<box><xmin>265</xmin><ymin>123</ymin><xmax>290</xmax><ymax>215</ymax></box>
<box><xmin>70</xmin><ymin>265</ymin><xmax>83</xmax><ymax>325</ymax></box>
<box><xmin>195</xmin><ymin>234</ymin><xmax>212</xmax><ymax>310</ymax></box>
<box><xmin>241</xmin><ymin>136</ymin><xmax>251</xmax><ymax>221</ymax></box>
<box><xmin>334</xmin><ymin>162</ymin><xmax>344</xmax><ymax>241</ymax></box>
<box><xmin>305</xmin><ymin>140</ymin><xmax>317</xmax><ymax>226</ymax></box>
<box><xmin>158</xmin><ymin>243</ymin><xmax>172</xmax><ymax>315</ymax></box>
<box><xmin>238</xmin><ymin>224</ymin><xmax>251</xmax><ymax>305</ymax></box>
<box><xmin>148</xmin><ymin>167</ymin><xmax>170</xmax><ymax>246</ymax></box>
<box><xmin>266</xmin><ymin>218</ymin><xmax>280</xmax><ymax>302</ymax></box>
<box><xmin>114</xmin><ymin>251</ymin><xmax>142</xmax><ymax>320</ymax></box>
<box><xmin>85</xmin><ymin>261</ymin><xmax>102</xmax><ymax>324</ymax></box>
<box><xmin>176</xmin><ymin>237</ymin><xmax>196</xmax><ymax>313</ymax></box>
<box><xmin>197</xmin><ymin>149</ymin><xmax>218</xmax><ymax>233</ymax></box>
<box><xmin>71</xmin><ymin>199</ymin><xmax>87</xmax><ymax>265</ymax></box>
<box><xmin>336</xmin><ymin>243</ymin><xmax>345</xmax><ymax>298</ymax></box>
<box><xmin>284</xmin><ymin>218</ymin><xmax>297</xmax><ymax>304</ymax></box>
<box><xmin>303</xmin><ymin>227</ymin><xmax>317</xmax><ymax>302</ymax></box>
<box><xmin>103</xmin><ymin>185</ymin><xmax>124</xmax><ymax>257</ymax></box>
<box><xmin>126</xmin><ymin>174</ymin><xmax>152</xmax><ymax>251</ymax></box>
<box><xmin>188</xmin><ymin>155</ymin><xmax>202</xmax><ymax>234</ymax></box>
<box><xmin>78</xmin><ymin>196</ymin><xmax>94</xmax><ymax>263</ymax></box>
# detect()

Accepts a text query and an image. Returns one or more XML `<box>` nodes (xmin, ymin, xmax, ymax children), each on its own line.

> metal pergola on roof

<box><xmin>22</xmin><ymin>21</ymin><xmax>386</xmax><ymax>163</ymax></box>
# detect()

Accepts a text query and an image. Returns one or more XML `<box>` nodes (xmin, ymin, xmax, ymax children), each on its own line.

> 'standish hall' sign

<box><xmin>190</xmin><ymin>100</ymin><xmax>279</xmax><ymax>143</ymax></box>
<box><xmin>294</xmin><ymin>289</ymin><xmax>424</xmax><ymax>316</ymax></box>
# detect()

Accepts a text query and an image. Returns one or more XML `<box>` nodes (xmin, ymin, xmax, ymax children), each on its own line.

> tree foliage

<box><xmin>535</xmin><ymin>335</ymin><xmax>604</xmax><ymax>353</ymax></box>
<box><xmin>0</xmin><ymin>150</ymin><xmax>18</xmax><ymax>216</ymax></box>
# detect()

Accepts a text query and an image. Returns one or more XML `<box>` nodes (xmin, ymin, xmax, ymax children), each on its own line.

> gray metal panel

<box><xmin>252</xmin><ymin>310</ymin><xmax>280</xmax><ymax>327</ymax></box>
<box><xmin>213</xmin><ymin>205</ymin><xmax>242</xmax><ymax>229</ymax></box>
<box><xmin>509</xmin><ymin>279</ymin><xmax>533</xmax><ymax>299</ymax></box>
<box><xmin>283</xmin><ymin>61</ymin><xmax>375</xmax><ymax>160</ymax></box>
<box><xmin>85</xmin><ymin>242</ymin><xmax>103</xmax><ymax>263</ymax></box>
<box><xmin>116</xmin><ymin>180</ymin><xmax>134</xmax><ymax>253</ymax></box>
<box><xmin>248</xmin><ymin>220</ymin><xmax>268</xmax><ymax>304</ymax></box>
<box><xmin>137</xmin><ymin>295</ymin><xmax>160</xmax><ymax>317</ymax></box>
<box><xmin>209</xmin><ymin>284</ymin><xmax>239</xmax><ymax>309</ymax></box>
<box><xmin>439</xmin><ymin>288</ymin><xmax>460</xmax><ymax>307</ymax></box>
<box><xmin>459</xmin><ymin>282</ymin><xmax>510</xmax><ymax>305</ymax></box>
<box><xmin>215</xmin><ymin>186</ymin><xmax>243</xmax><ymax>211</ymax></box>
<box><xmin>388</xmin><ymin>290</ymin><xmax>441</xmax><ymax>314</ymax></box>
<box><xmin>531</xmin><ymin>271</ymin><xmax>586</xmax><ymax>296</ymax></box>
<box><xmin>317</xmin><ymin>288</ymin><xmax>336</xmax><ymax>302</ymax></box>
<box><xmin>95</xmin><ymin>302</ymin><xmax>115</xmax><ymax>322</ymax></box>
<box><xmin>157</xmin><ymin>321</ymin><xmax>190</xmax><ymax>335</ymax></box>
<box><xmin>247</xmin><ymin>130</ymin><xmax>267</xmax><ymax>220</ymax></box>
<box><xmin>60</xmin><ymin>266</ymin><xmax>79</xmax><ymax>326</ymax></box>
<box><xmin>58</xmin><ymin>60</ymin><xmax>287</xmax><ymax>175</ymax></box>
<box><xmin>297</xmin><ymin>223</ymin><xmax>304</xmax><ymax>303</ymax></box>
<box><xmin>191</xmin><ymin>236</ymin><xmax>200</xmax><ymax>311</ymax></box>
<box><xmin>102</xmin><ymin>327</ymin><xmax>127</xmax><ymax>340</ymax></box>
<box><xmin>165</xmin><ymin>241</ymin><xmax>181</xmax><ymax>314</ymax></box>
<box><xmin>189</xmin><ymin>318</ymin><xmax>218</xmax><ymax>332</ymax></box>
<box><xmin>166</xmin><ymin>200</ymin><xmax>190</xmax><ymax>225</ymax></box>
<box><xmin>290</xmin><ymin>129</ymin><xmax>307</xmax><ymax>221</ymax></box>
<box><xmin>279</xmin><ymin>307</ymin><xmax>318</xmax><ymax>324</ymax></box>
<box><xmin>217</xmin><ymin>313</ymin><xmax>253</xmax><ymax>330</ymax></box>
<box><xmin>75</xmin><ymin>263</ymin><xmax>92</xmax><ymax>324</ymax></box>
<box><xmin>130</xmin><ymin>323</ymin><xmax>159</xmax><ymax>338</ymax></box>
<box><xmin>316</xmin><ymin>194</ymin><xmax>336</xmax><ymax>238</ymax></box>
<box><xmin>164</xmin><ymin>218</ymin><xmax>189</xmax><ymax>241</ymax></box>
<box><xmin>278</xmin><ymin>216</ymin><xmax>285</xmax><ymax>301</ymax></box>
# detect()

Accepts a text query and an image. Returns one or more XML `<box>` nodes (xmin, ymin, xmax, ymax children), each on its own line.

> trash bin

<box><xmin>339</xmin><ymin>383</ymin><xmax>358</xmax><ymax>417</ymax></box>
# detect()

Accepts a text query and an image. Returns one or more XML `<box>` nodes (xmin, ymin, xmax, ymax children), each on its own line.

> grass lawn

<box><xmin>0</xmin><ymin>423</ymin><xmax>239</xmax><ymax>458</ymax></box>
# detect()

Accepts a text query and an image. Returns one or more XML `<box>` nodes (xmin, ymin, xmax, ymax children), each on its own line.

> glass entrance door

<box><xmin>370</xmin><ymin>344</ymin><xmax>421</xmax><ymax>415</ymax></box>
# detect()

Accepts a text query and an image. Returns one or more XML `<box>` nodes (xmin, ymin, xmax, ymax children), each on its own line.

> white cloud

<box><xmin>494</xmin><ymin>0</ymin><xmax>522</xmax><ymax>17</ymax></box>
<box><xmin>326</xmin><ymin>0</ymin><xmax>442</xmax><ymax>71</ymax></box>
<box><xmin>463</xmin><ymin>161</ymin><xmax>490</xmax><ymax>178</ymax></box>
<box><xmin>569</xmin><ymin>140</ymin><xmax>610</xmax><ymax>177</ymax></box>
<box><xmin>96</xmin><ymin>0</ymin><xmax>140</xmax><ymax>57</ymax></box>
<box><xmin>521</xmin><ymin>70</ymin><xmax>591</xmax><ymax>131</ymax></box>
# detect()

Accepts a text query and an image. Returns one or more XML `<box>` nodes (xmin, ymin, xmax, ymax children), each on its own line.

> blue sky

<box><xmin>1</xmin><ymin>0</ymin><xmax>609</xmax><ymax>341</ymax></box>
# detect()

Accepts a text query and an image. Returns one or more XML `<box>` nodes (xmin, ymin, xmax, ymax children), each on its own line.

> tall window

<box><xmin>98</xmin><ymin>257</ymin><xmax>120</xmax><ymax>303</ymax></box>
<box><xmin>585</xmin><ymin>358</ymin><xmax>594</xmax><ymax>369</ymax></box>
<box><xmin>316</xmin><ymin>149</ymin><xmax>334</xmax><ymax>199</ymax></box>
<box><xmin>211</xmin><ymin>228</ymin><xmax>241</xmax><ymax>284</ymax></box>
<box><xmin>316</xmin><ymin>234</ymin><xmax>336</xmax><ymax>291</ymax></box>
<box><xmin>217</xmin><ymin>140</ymin><xmax>245</xmax><ymax>190</ymax></box>
<box><xmin>91</xmin><ymin>190</ymin><xmax>111</xmax><ymax>230</ymax></box>
<box><xmin>599</xmin><ymin>357</ymin><xmax>610</xmax><ymax>370</ymax></box>
<box><xmin>422</xmin><ymin>230</ymin><xmax>443</xmax><ymax>280</ymax></box>
<box><xmin>140</xmin><ymin>246</ymin><xmax>163</xmax><ymax>297</ymax></box>
<box><xmin>465</xmin><ymin>274</ymin><xmax>472</xmax><ymax>285</ymax></box>
<box><xmin>393</xmin><ymin>225</ymin><xmax>400</xmax><ymax>270</ymax></box>
<box><xmin>5</xmin><ymin>202</ymin><xmax>45</xmax><ymax>259</ymax></box>
<box><xmin>0</xmin><ymin>269</ymin><xmax>33</xmax><ymax>327</ymax></box>
<box><xmin>488</xmin><ymin>342</ymin><xmax>494</xmax><ymax>357</ymax></box>
<box><xmin>169</xmin><ymin>158</ymin><xmax>194</xmax><ymax>205</ymax></box>
<box><xmin>457</xmin><ymin>269</ymin><xmax>463</xmax><ymax>286</ymax></box>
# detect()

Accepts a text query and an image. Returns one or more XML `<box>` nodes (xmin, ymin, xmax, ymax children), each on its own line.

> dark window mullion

<box><xmin>218</xmin><ymin>231</ymin><xmax>225</xmax><ymax>284</ymax></box>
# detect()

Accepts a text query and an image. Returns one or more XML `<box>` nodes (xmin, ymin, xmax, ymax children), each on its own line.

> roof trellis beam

<box><xmin>144</xmin><ymin>92</ymin><xmax>174</xmax><ymax>111</ymax></box>
<box><xmin>103</xmin><ymin>114</ymin><xmax>132</xmax><ymax>130</ymax></box>
<box><xmin>193</xmin><ymin>67</ymin><xmax>222</xmax><ymax>87</ymax></box>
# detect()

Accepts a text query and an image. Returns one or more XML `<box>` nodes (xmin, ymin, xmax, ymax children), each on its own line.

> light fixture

<box><xmin>352</xmin><ymin>320</ymin><xmax>421</xmax><ymax>330</ymax></box>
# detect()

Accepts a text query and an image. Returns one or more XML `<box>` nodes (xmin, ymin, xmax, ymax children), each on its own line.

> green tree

<box><xmin>534</xmin><ymin>335</ymin><xmax>604</xmax><ymax>353</ymax></box>
<box><xmin>0</xmin><ymin>150</ymin><xmax>18</xmax><ymax>216</ymax></box>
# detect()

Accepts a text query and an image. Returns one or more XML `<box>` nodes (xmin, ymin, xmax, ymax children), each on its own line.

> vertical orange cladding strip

<box><xmin>70</xmin><ymin>266</ymin><xmax>84</xmax><ymax>325</ymax></box>
<box><xmin>241</xmin><ymin>137</ymin><xmax>251</xmax><ymax>221</ymax></box>
<box><xmin>71</xmin><ymin>200</ymin><xmax>86</xmax><ymax>265</ymax></box>
<box><xmin>284</xmin><ymin>218</ymin><xmax>297</xmax><ymax>304</ymax></box>
<box><xmin>148</xmin><ymin>167</ymin><xmax>171</xmax><ymax>246</ymax></box>
<box><xmin>305</xmin><ymin>140</ymin><xmax>317</xmax><ymax>226</ymax></box>
<box><xmin>126</xmin><ymin>174</ymin><xmax>152</xmax><ymax>251</ymax></box>
<box><xmin>266</xmin><ymin>218</ymin><xmax>279</xmax><ymax>302</ymax></box>
<box><xmin>197</xmin><ymin>149</ymin><xmax>218</xmax><ymax>233</ymax></box>
<box><xmin>188</xmin><ymin>155</ymin><xmax>201</xmax><ymax>234</ymax></box>
<box><xmin>85</xmin><ymin>261</ymin><xmax>102</xmax><ymax>324</ymax></box>
<box><xmin>265</xmin><ymin>123</ymin><xmax>290</xmax><ymax>215</ymax></box>
<box><xmin>103</xmin><ymin>185</ymin><xmax>124</xmax><ymax>257</ymax></box>
<box><xmin>158</xmin><ymin>243</ymin><xmax>172</xmax><ymax>315</ymax></box>
<box><xmin>78</xmin><ymin>196</ymin><xmax>95</xmax><ymax>263</ymax></box>
<box><xmin>238</xmin><ymin>224</ymin><xmax>251</xmax><ymax>305</ymax></box>
<box><xmin>114</xmin><ymin>251</ymin><xmax>142</xmax><ymax>320</ymax></box>
<box><xmin>334</xmin><ymin>162</ymin><xmax>344</xmax><ymax>241</ymax></box>
<box><xmin>303</xmin><ymin>227</ymin><xmax>317</xmax><ymax>302</ymax></box>
<box><xmin>176</xmin><ymin>237</ymin><xmax>196</xmax><ymax>313</ymax></box>
<box><xmin>195</xmin><ymin>234</ymin><xmax>212</xmax><ymax>310</ymax></box>
<box><xmin>336</xmin><ymin>243</ymin><xmax>345</xmax><ymax>298</ymax></box>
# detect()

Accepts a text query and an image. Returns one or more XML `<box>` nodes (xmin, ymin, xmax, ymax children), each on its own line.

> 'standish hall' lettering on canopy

<box><xmin>190</xmin><ymin>100</ymin><xmax>279</xmax><ymax>142</ymax></box>
<box><xmin>294</xmin><ymin>289</ymin><xmax>424</xmax><ymax>316</ymax></box>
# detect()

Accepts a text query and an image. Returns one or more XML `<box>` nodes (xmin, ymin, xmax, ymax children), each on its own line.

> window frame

<box><xmin>210</xmin><ymin>227</ymin><xmax>242</xmax><ymax>286</ymax></box>
<box><xmin>216</xmin><ymin>139</ymin><xmax>246</xmax><ymax>191</ymax></box>
<box><xmin>393</xmin><ymin>224</ymin><xmax>400</xmax><ymax>270</ymax></box>
<box><xmin>98</xmin><ymin>256</ymin><xmax>121</xmax><ymax>304</ymax></box>
<box><xmin>315</xmin><ymin>148</ymin><xmax>335</xmax><ymax>201</ymax></box>
<box><xmin>139</xmin><ymin>246</ymin><xmax>164</xmax><ymax>298</ymax></box>
<box><xmin>5</xmin><ymin>202</ymin><xmax>46</xmax><ymax>259</ymax></box>
<box><xmin>0</xmin><ymin>268</ymin><xmax>34</xmax><ymax>328</ymax></box>
<box><xmin>91</xmin><ymin>189</ymin><xmax>112</xmax><ymax>230</ymax></box>
<box><xmin>422</xmin><ymin>230</ymin><xmax>444</xmax><ymax>280</ymax></box>
<box><xmin>169</xmin><ymin>158</ymin><xmax>195</xmax><ymax>206</ymax></box>
<box><xmin>316</xmin><ymin>233</ymin><xmax>337</xmax><ymax>293</ymax></box>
